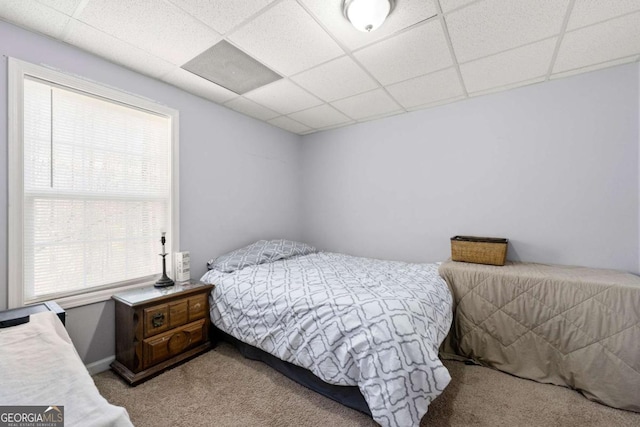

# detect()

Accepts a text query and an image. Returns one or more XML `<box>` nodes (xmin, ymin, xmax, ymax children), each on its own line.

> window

<box><xmin>8</xmin><ymin>58</ymin><xmax>179</xmax><ymax>308</ymax></box>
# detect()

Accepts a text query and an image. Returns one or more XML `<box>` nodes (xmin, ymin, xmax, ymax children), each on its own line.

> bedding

<box><xmin>439</xmin><ymin>260</ymin><xmax>640</xmax><ymax>412</ymax></box>
<box><xmin>201</xmin><ymin>252</ymin><xmax>453</xmax><ymax>427</ymax></box>
<box><xmin>0</xmin><ymin>311</ymin><xmax>133</xmax><ymax>427</ymax></box>
<box><xmin>207</xmin><ymin>239</ymin><xmax>317</xmax><ymax>273</ymax></box>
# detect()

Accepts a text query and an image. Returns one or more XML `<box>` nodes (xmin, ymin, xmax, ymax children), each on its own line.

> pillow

<box><xmin>207</xmin><ymin>239</ymin><xmax>317</xmax><ymax>273</ymax></box>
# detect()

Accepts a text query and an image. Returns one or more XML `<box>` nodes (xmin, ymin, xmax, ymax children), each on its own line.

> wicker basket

<box><xmin>450</xmin><ymin>236</ymin><xmax>508</xmax><ymax>266</ymax></box>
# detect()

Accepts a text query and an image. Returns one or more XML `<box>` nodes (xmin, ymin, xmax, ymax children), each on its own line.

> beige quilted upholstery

<box><xmin>438</xmin><ymin>260</ymin><xmax>640</xmax><ymax>412</ymax></box>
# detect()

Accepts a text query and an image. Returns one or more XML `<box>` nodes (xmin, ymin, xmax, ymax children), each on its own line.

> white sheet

<box><xmin>0</xmin><ymin>311</ymin><xmax>132</xmax><ymax>427</ymax></box>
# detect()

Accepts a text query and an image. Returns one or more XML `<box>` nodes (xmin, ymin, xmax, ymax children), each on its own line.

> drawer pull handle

<box><xmin>193</xmin><ymin>303</ymin><xmax>201</xmax><ymax>310</ymax></box>
<box><xmin>152</xmin><ymin>312</ymin><xmax>165</xmax><ymax>328</ymax></box>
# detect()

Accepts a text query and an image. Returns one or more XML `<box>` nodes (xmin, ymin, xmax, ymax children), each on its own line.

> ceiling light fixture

<box><xmin>343</xmin><ymin>0</ymin><xmax>396</xmax><ymax>33</ymax></box>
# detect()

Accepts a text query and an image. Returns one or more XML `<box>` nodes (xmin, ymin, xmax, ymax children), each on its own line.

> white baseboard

<box><xmin>86</xmin><ymin>355</ymin><xmax>115</xmax><ymax>376</ymax></box>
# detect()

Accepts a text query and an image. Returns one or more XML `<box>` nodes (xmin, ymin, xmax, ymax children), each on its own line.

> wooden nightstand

<box><xmin>111</xmin><ymin>281</ymin><xmax>214</xmax><ymax>385</ymax></box>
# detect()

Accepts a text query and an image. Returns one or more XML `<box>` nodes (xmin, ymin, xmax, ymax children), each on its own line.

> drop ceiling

<box><xmin>1</xmin><ymin>0</ymin><xmax>639</xmax><ymax>135</ymax></box>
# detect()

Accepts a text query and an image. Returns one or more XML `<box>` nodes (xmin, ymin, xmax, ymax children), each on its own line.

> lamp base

<box><xmin>154</xmin><ymin>275</ymin><xmax>175</xmax><ymax>288</ymax></box>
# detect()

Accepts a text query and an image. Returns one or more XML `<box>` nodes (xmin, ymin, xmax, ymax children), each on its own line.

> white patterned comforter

<box><xmin>201</xmin><ymin>252</ymin><xmax>453</xmax><ymax>427</ymax></box>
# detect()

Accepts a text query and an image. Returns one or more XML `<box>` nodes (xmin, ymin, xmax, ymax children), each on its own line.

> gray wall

<box><xmin>301</xmin><ymin>63</ymin><xmax>640</xmax><ymax>274</ymax></box>
<box><xmin>2</xmin><ymin>19</ymin><xmax>640</xmax><ymax>365</ymax></box>
<box><xmin>0</xmin><ymin>21</ymin><xmax>302</xmax><ymax>363</ymax></box>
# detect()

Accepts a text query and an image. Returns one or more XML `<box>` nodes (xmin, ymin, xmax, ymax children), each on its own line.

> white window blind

<box><xmin>20</xmin><ymin>76</ymin><xmax>173</xmax><ymax>303</ymax></box>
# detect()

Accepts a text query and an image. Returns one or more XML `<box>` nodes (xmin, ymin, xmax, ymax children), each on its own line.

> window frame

<box><xmin>8</xmin><ymin>57</ymin><xmax>180</xmax><ymax>309</ymax></box>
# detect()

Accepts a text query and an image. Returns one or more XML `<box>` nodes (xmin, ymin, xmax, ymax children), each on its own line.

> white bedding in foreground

<box><xmin>202</xmin><ymin>252</ymin><xmax>453</xmax><ymax>427</ymax></box>
<box><xmin>0</xmin><ymin>311</ymin><xmax>132</xmax><ymax>427</ymax></box>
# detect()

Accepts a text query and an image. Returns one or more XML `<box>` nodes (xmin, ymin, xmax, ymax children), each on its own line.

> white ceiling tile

<box><xmin>162</xmin><ymin>68</ymin><xmax>238</xmax><ymax>104</ymax></box>
<box><xmin>64</xmin><ymin>20</ymin><xmax>176</xmax><ymax>79</ymax></box>
<box><xmin>224</xmin><ymin>97</ymin><xmax>280</xmax><ymax>121</ymax></box>
<box><xmin>461</xmin><ymin>38</ymin><xmax>557</xmax><ymax>94</ymax></box>
<box><xmin>317</xmin><ymin>120</ymin><xmax>356</xmax><ymax>132</ymax></box>
<box><xmin>291</xmin><ymin>56</ymin><xmax>378</xmax><ymax>102</ymax></box>
<box><xmin>0</xmin><ymin>0</ymin><xmax>70</xmax><ymax>38</ymax></box>
<box><xmin>439</xmin><ymin>0</ymin><xmax>476</xmax><ymax>13</ymax></box>
<box><xmin>77</xmin><ymin>0</ymin><xmax>221</xmax><ymax>66</ymax></box>
<box><xmin>168</xmin><ymin>0</ymin><xmax>276</xmax><ymax>34</ymax></box>
<box><xmin>354</xmin><ymin>20</ymin><xmax>453</xmax><ymax>85</ymax></box>
<box><xmin>35</xmin><ymin>0</ymin><xmax>82</xmax><ymax>16</ymax></box>
<box><xmin>288</xmin><ymin>104</ymin><xmax>351</xmax><ymax>128</ymax></box>
<box><xmin>447</xmin><ymin>0</ymin><xmax>570</xmax><ymax>63</ymax></box>
<box><xmin>356</xmin><ymin>109</ymin><xmax>404</xmax><ymax>123</ymax></box>
<box><xmin>554</xmin><ymin>11</ymin><xmax>640</xmax><ymax>73</ymax></box>
<box><xmin>299</xmin><ymin>0</ymin><xmax>438</xmax><ymax>50</ymax></box>
<box><xmin>567</xmin><ymin>0</ymin><xmax>640</xmax><ymax>30</ymax></box>
<box><xmin>228</xmin><ymin>0</ymin><xmax>344</xmax><ymax>76</ymax></box>
<box><xmin>468</xmin><ymin>76</ymin><xmax>545</xmax><ymax>98</ymax></box>
<box><xmin>268</xmin><ymin>116</ymin><xmax>312</xmax><ymax>134</ymax></box>
<box><xmin>551</xmin><ymin>55</ymin><xmax>639</xmax><ymax>80</ymax></box>
<box><xmin>331</xmin><ymin>89</ymin><xmax>402</xmax><ymax>120</ymax></box>
<box><xmin>244</xmin><ymin>79</ymin><xmax>322</xmax><ymax>115</ymax></box>
<box><xmin>406</xmin><ymin>94</ymin><xmax>466</xmax><ymax>111</ymax></box>
<box><xmin>387</xmin><ymin>67</ymin><xmax>463</xmax><ymax>109</ymax></box>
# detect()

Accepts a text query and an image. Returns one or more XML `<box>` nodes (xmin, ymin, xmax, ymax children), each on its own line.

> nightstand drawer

<box><xmin>188</xmin><ymin>294</ymin><xmax>207</xmax><ymax>321</ymax></box>
<box><xmin>142</xmin><ymin>319</ymin><xmax>206</xmax><ymax>368</ymax></box>
<box><xmin>144</xmin><ymin>304</ymin><xmax>169</xmax><ymax>337</ymax></box>
<box><xmin>169</xmin><ymin>300</ymin><xmax>188</xmax><ymax>328</ymax></box>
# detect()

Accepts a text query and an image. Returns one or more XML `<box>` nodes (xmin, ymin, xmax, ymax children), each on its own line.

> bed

<box><xmin>201</xmin><ymin>240</ymin><xmax>453</xmax><ymax>427</ymax></box>
<box><xmin>0</xmin><ymin>309</ymin><xmax>133</xmax><ymax>427</ymax></box>
<box><xmin>439</xmin><ymin>259</ymin><xmax>640</xmax><ymax>412</ymax></box>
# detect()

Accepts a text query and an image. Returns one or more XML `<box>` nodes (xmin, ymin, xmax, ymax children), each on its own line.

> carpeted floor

<box><xmin>94</xmin><ymin>343</ymin><xmax>639</xmax><ymax>426</ymax></box>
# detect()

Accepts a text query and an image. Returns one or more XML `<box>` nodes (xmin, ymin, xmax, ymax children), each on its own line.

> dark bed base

<box><xmin>0</xmin><ymin>301</ymin><xmax>65</xmax><ymax>328</ymax></box>
<box><xmin>212</xmin><ymin>327</ymin><xmax>371</xmax><ymax>416</ymax></box>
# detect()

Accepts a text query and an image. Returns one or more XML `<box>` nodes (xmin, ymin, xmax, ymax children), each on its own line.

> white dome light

<box><xmin>343</xmin><ymin>0</ymin><xmax>395</xmax><ymax>33</ymax></box>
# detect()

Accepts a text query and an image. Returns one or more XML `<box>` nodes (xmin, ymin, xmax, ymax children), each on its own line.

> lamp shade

<box><xmin>343</xmin><ymin>0</ymin><xmax>395</xmax><ymax>32</ymax></box>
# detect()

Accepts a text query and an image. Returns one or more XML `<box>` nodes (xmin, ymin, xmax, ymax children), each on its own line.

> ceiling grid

<box><xmin>545</xmin><ymin>0</ymin><xmax>577</xmax><ymax>81</ymax></box>
<box><xmin>1</xmin><ymin>0</ymin><xmax>638</xmax><ymax>134</ymax></box>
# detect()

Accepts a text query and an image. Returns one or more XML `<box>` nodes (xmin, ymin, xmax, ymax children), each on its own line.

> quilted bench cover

<box><xmin>438</xmin><ymin>260</ymin><xmax>640</xmax><ymax>412</ymax></box>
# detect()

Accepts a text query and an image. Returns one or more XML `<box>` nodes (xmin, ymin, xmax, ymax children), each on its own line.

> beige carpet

<box><xmin>94</xmin><ymin>343</ymin><xmax>639</xmax><ymax>426</ymax></box>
